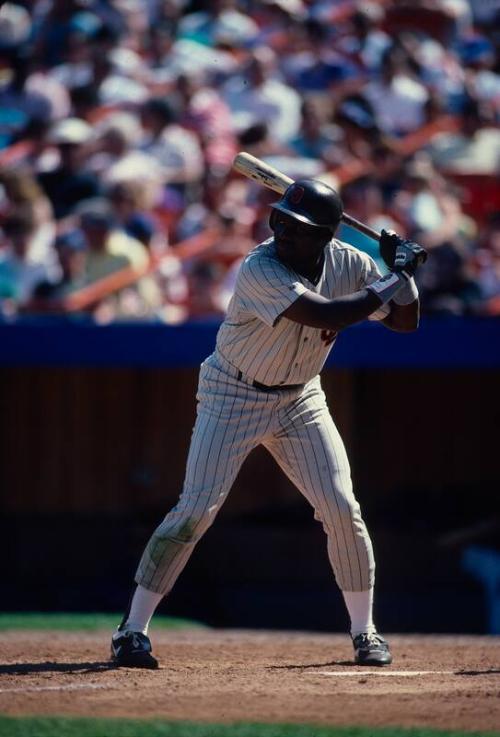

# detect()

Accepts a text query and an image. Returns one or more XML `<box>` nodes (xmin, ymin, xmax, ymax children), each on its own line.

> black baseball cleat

<box><xmin>352</xmin><ymin>632</ymin><xmax>392</xmax><ymax>666</ymax></box>
<box><xmin>111</xmin><ymin>629</ymin><xmax>159</xmax><ymax>669</ymax></box>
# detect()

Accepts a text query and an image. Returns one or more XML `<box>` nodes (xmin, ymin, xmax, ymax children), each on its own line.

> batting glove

<box><xmin>386</xmin><ymin>231</ymin><xmax>427</xmax><ymax>280</ymax></box>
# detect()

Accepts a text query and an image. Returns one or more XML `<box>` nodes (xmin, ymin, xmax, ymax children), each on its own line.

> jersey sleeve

<box><xmin>355</xmin><ymin>249</ymin><xmax>383</xmax><ymax>289</ymax></box>
<box><xmin>236</xmin><ymin>252</ymin><xmax>308</xmax><ymax>327</ymax></box>
<box><xmin>353</xmin><ymin>247</ymin><xmax>389</xmax><ymax>322</ymax></box>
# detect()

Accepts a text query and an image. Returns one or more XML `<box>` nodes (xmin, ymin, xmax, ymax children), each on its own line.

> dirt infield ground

<box><xmin>0</xmin><ymin>630</ymin><xmax>499</xmax><ymax>732</ymax></box>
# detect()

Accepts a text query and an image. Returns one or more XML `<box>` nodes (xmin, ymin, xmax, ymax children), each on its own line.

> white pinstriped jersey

<box><xmin>216</xmin><ymin>237</ymin><xmax>382</xmax><ymax>386</ymax></box>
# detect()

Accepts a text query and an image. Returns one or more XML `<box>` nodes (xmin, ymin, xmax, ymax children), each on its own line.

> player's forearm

<box><xmin>382</xmin><ymin>276</ymin><xmax>420</xmax><ymax>332</ymax></box>
<box><xmin>283</xmin><ymin>288</ymin><xmax>387</xmax><ymax>330</ymax></box>
<box><xmin>324</xmin><ymin>290</ymin><xmax>389</xmax><ymax>330</ymax></box>
<box><xmin>284</xmin><ymin>272</ymin><xmax>410</xmax><ymax>331</ymax></box>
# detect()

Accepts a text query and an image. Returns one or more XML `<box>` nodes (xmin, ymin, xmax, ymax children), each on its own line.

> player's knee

<box><xmin>156</xmin><ymin>509</ymin><xmax>213</xmax><ymax>545</ymax></box>
<box><xmin>172</xmin><ymin>518</ymin><xmax>200</xmax><ymax>543</ymax></box>
<box><xmin>173</xmin><ymin>514</ymin><xmax>213</xmax><ymax>543</ymax></box>
<box><xmin>323</xmin><ymin>492</ymin><xmax>362</xmax><ymax>529</ymax></box>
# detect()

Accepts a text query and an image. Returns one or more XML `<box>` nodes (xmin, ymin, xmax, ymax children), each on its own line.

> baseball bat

<box><xmin>233</xmin><ymin>151</ymin><xmax>381</xmax><ymax>241</ymax></box>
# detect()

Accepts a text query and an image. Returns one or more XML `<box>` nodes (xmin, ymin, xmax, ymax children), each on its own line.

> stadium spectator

<box><xmin>0</xmin><ymin>166</ymin><xmax>55</xmax><ymax>242</ymax></box>
<box><xmin>425</xmin><ymin>96</ymin><xmax>500</xmax><ymax>175</ymax></box>
<box><xmin>281</xmin><ymin>17</ymin><xmax>360</xmax><ymax>98</ymax></box>
<box><xmin>75</xmin><ymin>197</ymin><xmax>162</xmax><ymax>321</ymax></box>
<box><xmin>31</xmin><ymin>0</ymin><xmax>127</xmax><ymax>67</ymax></box>
<box><xmin>0</xmin><ymin>2</ymin><xmax>32</xmax><ymax>52</ymax></box>
<box><xmin>0</xmin><ymin>45</ymin><xmax>53</xmax><ymax>150</ymax></box>
<box><xmin>176</xmin><ymin>0</ymin><xmax>259</xmax><ymax>48</ymax></box>
<box><xmin>405</xmin><ymin>34</ymin><xmax>467</xmax><ymax>113</ymax></box>
<box><xmin>89</xmin><ymin>112</ymin><xmax>166</xmax><ymax>225</ymax></box>
<box><xmin>331</xmin><ymin>94</ymin><xmax>383</xmax><ymax>175</ymax></box>
<box><xmin>182</xmin><ymin>259</ymin><xmax>227</xmax><ymax>321</ymax></box>
<box><xmin>338</xmin><ymin>3</ymin><xmax>392</xmax><ymax>74</ymax></box>
<box><xmin>362</xmin><ymin>45</ymin><xmax>430</xmax><ymax>137</ymax></box>
<box><xmin>37</xmin><ymin>118</ymin><xmax>101</xmax><ymax>220</ymax></box>
<box><xmin>416</xmin><ymin>238</ymin><xmax>483</xmax><ymax>316</ymax></box>
<box><xmin>177</xmin><ymin>203</ymin><xmax>255</xmax><ymax>323</ymax></box>
<box><xmin>0</xmin><ymin>208</ymin><xmax>56</xmax><ymax>312</ymax></box>
<box><xmin>139</xmin><ymin>97</ymin><xmax>204</xmax><ymax>202</ymax></box>
<box><xmin>220</xmin><ymin>46</ymin><xmax>303</xmax><ymax>144</ymax></box>
<box><xmin>390</xmin><ymin>156</ymin><xmax>474</xmax><ymax>250</ymax></box>
<box><xmin>457</xmin><ymin>32</ymin><xmax>500</xmax><ymax>115</ymax></box>
<box><xmin>251</xmin><ymin>0</ymin><xmax>307</xmax><ymax>53</ymax></box>
<box><xmin>0</xmin><ymin>3</ymin><xmax>71</xmax><ymax>125</ymax></box>
<box><xmin>76</xmin><ymin>198</ymin><xmax>148</xmax><ymax>280</ymax></box>
<box><xmin>176</xmin><ymin>70</ymin><xmax>238</xmax><ymax>182</ymax></box>
<box><xmin>144</xmin><ymin>18</ymin><xmax>238</xmax><ymax>86</ymax></box>
<box><xmin>51</xmin><ymin>43</ymin><xmax>151</xmax><ymax>106</ymax></box>
<box><xmin>288</xmin><ymin>99</ymin><xmax>344</xmax><ymax>168</ymax></box>
<box><xmin>43</xmin><ymin>10</ymin><xmax>106</xmax><ymax>90</ymax></box>
<box><xmin>90</xmin><ymin>112</ymin><xmax>148</xmax><ymax>176</ymax></box>
<box><xmin>31</xmin><ymin>228</ymin><xmax>88</xmax><ymax>305</ymax></box>
<box><xmin>107</xmin><ymin>180</ymin><xmax>168</xmax><ymax>256</ymax></box>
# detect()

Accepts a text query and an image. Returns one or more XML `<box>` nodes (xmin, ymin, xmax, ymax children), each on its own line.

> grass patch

<box><xmin>0</xmin><ymin>612</ymin><xmax>206</xmax><ymax>632</ymax></box>
<box><xmin>0</xmin><ymin>718</ymin><xmax>498</xmax><ymax>737</ymax></box>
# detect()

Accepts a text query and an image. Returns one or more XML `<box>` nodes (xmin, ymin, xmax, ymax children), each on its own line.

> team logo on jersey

<box><xmin>289</xmin><ymin>185</ymin><xmax>304</xmax><ymax>204</ymax></box>
<box><xmin>321</xmin><ymin>329</ymin><xmax>337</xmax><ymax>345</ymax></box>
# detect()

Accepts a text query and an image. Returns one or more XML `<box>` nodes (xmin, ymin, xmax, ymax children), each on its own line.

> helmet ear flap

<box><xmin>269</xmin><ymin>209</ymin><xmax>278</xmax><ymax>232</ymax></box>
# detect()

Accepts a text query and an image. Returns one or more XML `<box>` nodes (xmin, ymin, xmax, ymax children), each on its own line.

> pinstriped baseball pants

<box><xmin>135</xmin><ymin>351</ymin><xmax>375</xmax><ymax>594</ymax></box>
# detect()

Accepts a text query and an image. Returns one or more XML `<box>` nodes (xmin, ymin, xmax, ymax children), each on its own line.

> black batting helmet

<box><xmin>270</xmin><ymin>179</ymin><xmax>343</xmax><ymax>234</ymax></box>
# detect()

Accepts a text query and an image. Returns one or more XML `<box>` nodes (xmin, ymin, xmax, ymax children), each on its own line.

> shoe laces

<box><xmin>129</xmin><ymin>633</ymin><xmax>142</xmax><ymax>649</ymax></box>
<box><xmin>119</xmin><ymin>630</ymin><xmax>145</xmax><ymax>649</ymax></box>
<box><xmin>354</xmin><ymin>632</ymin><xmax>386</xmax><ymax>647</ymax></box>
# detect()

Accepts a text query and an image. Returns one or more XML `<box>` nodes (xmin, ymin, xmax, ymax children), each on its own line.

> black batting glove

<box><xmin>394</xmin><ymin>239</ymin><xmax>427</xmax><ymax>280</ymax></box>
<box><xmin>380</xmin><ymin>230</ymin><xmax>427</xmax><ymax>280</ymax></box>
<box><xmin>379</xmin><ymin>230</ymin><xmax>399</xmax><ymax>270</ymax></box>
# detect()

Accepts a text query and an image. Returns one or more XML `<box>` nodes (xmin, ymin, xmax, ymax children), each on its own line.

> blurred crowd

<box><xmin>0</xmin><ymin>0</ymin><xmax>499</xmax><ymax>323</ymax></box>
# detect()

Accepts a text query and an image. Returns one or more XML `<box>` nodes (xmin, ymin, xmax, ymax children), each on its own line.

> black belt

<box><xmin>236</xmin><ymin>370</ymin><xmax>303</xmax><ymax>393</ymax></box>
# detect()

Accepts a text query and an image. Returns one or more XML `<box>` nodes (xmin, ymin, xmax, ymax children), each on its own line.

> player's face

<box><xmin>272</xmin><ymin>212</ymin><xmax>330</xmax><ymax>275</ymax></box>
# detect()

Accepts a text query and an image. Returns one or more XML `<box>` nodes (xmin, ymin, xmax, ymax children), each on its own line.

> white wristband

<box><xmin>366</xmin><ymin>272</ymin><xmax>406</xmax><ymax>305</ymax></box>
<box><xmin>391</xmin><ymin>277</ymin><xmax>419</xmax><ymax>306</ymax></box>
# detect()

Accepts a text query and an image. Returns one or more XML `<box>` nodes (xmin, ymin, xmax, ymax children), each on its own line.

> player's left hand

<box><xmin>379</xmin><ymin>230</ymin><xmax>427</xmax><ymax>280</ymax></box>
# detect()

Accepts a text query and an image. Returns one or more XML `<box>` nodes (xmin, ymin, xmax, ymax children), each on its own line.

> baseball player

<box><xmin>111</xmin><ymin>179</ymin><xmax>426</xmax><ymax>669</ymax></box>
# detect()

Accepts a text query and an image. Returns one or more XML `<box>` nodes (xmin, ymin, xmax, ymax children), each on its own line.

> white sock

<box><xmin>122</xmin><ymin>585</ymin><xmax>164</xmax><ymax>635</ymax></box>
<box><xmin>342</xmin><ymin>589</ymin><xmax>376</xmax><ymax>637</ymax></box>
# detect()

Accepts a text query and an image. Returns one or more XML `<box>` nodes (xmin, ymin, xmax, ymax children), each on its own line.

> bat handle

<box><xmin>341</xmin><ymin>213</ymin><xmax>380</xmax><ymax>242</ymax></box>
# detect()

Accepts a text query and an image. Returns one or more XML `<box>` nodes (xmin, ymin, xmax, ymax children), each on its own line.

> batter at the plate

<box><xmin>111</xmin><ymin>179</ymin><xmax>426</xmax><ymax>669</ymax></box>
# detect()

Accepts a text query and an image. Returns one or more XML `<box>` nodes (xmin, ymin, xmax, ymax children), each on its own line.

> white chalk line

<box><xmin>316</xmin><ymin>670</ymin><xmax>458</xmax><ymax>677</ymax></box>
<box><xmin>0</xmin><ymin>683</ymin><xmax>115</xmax><ymax>694</ymax></box>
